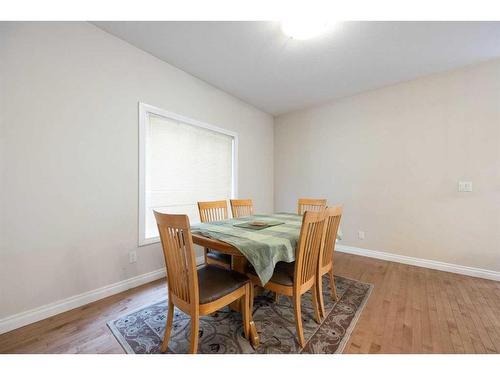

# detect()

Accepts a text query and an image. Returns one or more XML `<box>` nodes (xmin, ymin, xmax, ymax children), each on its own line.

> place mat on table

<box><xmin>233</xmin><ymin>220</ymin><xmax>285</xmax><ymax>230</ymax></box>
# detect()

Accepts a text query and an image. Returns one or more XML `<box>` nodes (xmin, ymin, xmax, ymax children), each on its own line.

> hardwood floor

<box><xmin>0</xmin><ymin>252</ymin><xmax>499</xmax><ymax>353</ymax></box>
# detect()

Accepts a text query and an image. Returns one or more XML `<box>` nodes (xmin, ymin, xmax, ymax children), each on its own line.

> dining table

<box><xmin>190</xmin><ymin>212</ymin><xmax>342</xmax><ymax>348</ymax></box>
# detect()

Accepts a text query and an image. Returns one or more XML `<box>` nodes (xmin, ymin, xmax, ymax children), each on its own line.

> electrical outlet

<box><xmin>129</xmin><ymin>250</ymin><xmax>137</xmax><ymax>263</ymax></box>
<box><xmin>358</xmin><ymin>230</ymin><xmax>365</xmax><ymax>240</ymax></box>
<box><xmin>458</xmin><ymin>181</ymin><xmax>472</xmax><ymax>192</ymax></box>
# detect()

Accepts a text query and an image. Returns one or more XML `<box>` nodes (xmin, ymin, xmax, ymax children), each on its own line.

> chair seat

<box><xmin>249</xmin><ymin>261</ymin><xmax>295</xmax><ymax>286</ymax></box>
<box><xmin>206</xmin><ymin>250</ymin><xmax>231</xmax><ymax>264</ymax></box>
<box><xmin>198</xmin><ymin>265</ymin><xmax>249</xmax><ymax>304</ymax></box>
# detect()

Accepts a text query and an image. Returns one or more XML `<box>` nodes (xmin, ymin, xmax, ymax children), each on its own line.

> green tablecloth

<box><xmin>191</xmin><ymin>212</ymin><xmax>342</xmax><ymax>285</ymax></box>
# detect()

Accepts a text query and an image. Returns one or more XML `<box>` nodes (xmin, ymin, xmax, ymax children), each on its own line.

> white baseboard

<box><xmin>337</xmin><ymin>244</ymin><xmax>500</xmax><ymax>282</ymax></box>
<box><xmin>0</xmin><ymin>268</ymin><xmax>166</xmax><ymax>335</ymax></box>
<box><xmin>0</xmin><ymin>256</ymin><xmax>206</xmax><ymax>335</ymax></box>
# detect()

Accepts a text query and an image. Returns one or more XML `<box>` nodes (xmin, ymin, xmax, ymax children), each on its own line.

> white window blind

<box><xmin>139</xmin><ymin>104</ymin><xmax>236</xmax><ymax>244</ymax></box>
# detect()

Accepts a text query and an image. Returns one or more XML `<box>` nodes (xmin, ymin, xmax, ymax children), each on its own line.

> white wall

<box><xmin>275</xmin><ymin>59</ymin><xmax>500</xmax><ymax>273</ymax></box>
<box><xmin>0</xmin><ymin>22</ymin><xmax>274</xmax><ymax>320</ymax></box>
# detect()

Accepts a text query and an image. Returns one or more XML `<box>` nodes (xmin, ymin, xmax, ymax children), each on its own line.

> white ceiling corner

<box><xmin>93</xmin><ymin>21</ymin><xmax>500</xmax><ymax>115</ymax></box>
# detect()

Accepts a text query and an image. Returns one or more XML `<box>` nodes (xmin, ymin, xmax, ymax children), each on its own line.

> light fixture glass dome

<box><xmin>280</xmin><ymin>20</ymin><xmax>336</xmax><ymax>40</ymax></box>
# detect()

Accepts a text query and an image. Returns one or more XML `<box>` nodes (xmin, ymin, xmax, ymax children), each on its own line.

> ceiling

<box><xmin>94</xmin><ymin>21</ymin><xmax>500</xmax><ymax>115</ymax></box>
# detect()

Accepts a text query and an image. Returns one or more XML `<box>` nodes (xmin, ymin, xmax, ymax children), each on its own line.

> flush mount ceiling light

<box><xmin>280</xmin><ymin>20</ymin><xmax>336</xmax><ymax>40</ymax></box>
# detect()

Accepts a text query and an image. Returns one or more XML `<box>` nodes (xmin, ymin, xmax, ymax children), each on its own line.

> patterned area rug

<box><xmin>107</xmin><ymin>275</ymin><xmax>372</xmax><ymax>354</ymax></box>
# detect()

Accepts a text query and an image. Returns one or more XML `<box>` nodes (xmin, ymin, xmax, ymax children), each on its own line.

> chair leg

<box><xmin>311</xmin><ymin>282</ymin><xmax>321</xmax><ymax>324</ymax></box>
<box><xmin>242</xmin><ymin>284</ymin><xmax>250</xmax><ymax>339</ymax></box>
<box><xmin>160</xmin><ymin>299</ymin><xmax>174</xmax><ymax>353</ymax></box>
<box><xmin>329</xmin><ymin>268</ymin><xmax>338</xmax><ymax>301</ymax></box>
<box><xmin>274</xmin><ymin>292</ymin><xmax>280</xmax><ymax>303</ymax></box>
<box><xmin>293</xmin><ymin>292</ymin><xmax>305</xmax><ymax>348</ymax></box>
<box><xmin>317</xmin><ymin>273</ymin><xmax>326</xmax><ymax>319</ymax></box>
<box><xmin>189</xmin><ymin>314</ymin><xmax>200</xmax><ymax>354</ymax></box>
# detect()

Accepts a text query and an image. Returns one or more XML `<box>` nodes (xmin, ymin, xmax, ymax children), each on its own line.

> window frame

<box><xmin>138</xmin><ymin>102</ymin><xmax>238</xmax><ymax>246</ymax></box>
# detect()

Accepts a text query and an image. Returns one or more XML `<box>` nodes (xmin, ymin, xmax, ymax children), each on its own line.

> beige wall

<box><xmin>0</xmin><ymin>22</ymin><xmax>274</xmax><ymax>319</ymax></box>
<box><xmin>275</xmin><ymin>59</ymin><xmax>500</xmax><ymax>272</ymax></box>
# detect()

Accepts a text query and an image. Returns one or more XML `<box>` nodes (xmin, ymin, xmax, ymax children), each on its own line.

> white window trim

<box><xmin>138</xmin><ymin>102</ymin><xmax>239</xmax><ymax>246</ymax></box>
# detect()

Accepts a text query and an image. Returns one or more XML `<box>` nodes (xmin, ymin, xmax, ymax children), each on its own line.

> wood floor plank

<box><xmin>0</xmin><ymin>253</ymin><xmax>499</xmax><ymax>354</ymax></box>
<box><xmin>366</xmin><ymin>261</ymin><xmax>392</xmax><ymax>353</ymax></box>
<box><xmin>468</xmin><ymin>277</ymin><xmax>500</xmax><ymax>352</ymax></box>
<box><xmin>423</xmin><ymin>268</ymin><xmax>442</xmax><ymax>353</ymax></box>
<box><xmin>455</xmin><ymin>276</ymin><xmax>497</xmax><ymax>353</ymax></box>
<box><xmin>379</xmin><ymin>264</ymin><xmax>401</xmax><ymax>353</ymax></box>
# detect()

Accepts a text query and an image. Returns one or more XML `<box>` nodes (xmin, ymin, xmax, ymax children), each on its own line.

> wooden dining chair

<box><xmin>297</xmin><ymin>198</ymin><xmax>327</xmax><ymax>215</ymax></box>
<box><xmin>316</xmin><ymin>206</ymin><xmax>343</xmax><ymax>318</ymax></box>
<box><xmin>197</xmin><ymin>200</ymin><xmax>232</xmax><ymax>269</ymax></box>
<box><xmin>247</xmin><ymin>210</ymin><xmax>326</xmax><ymax>347</ymax></box>
<box><xmin>230</xmin><ymin>199</ymin><xmax>254</xmax><ymax>218</ymax></box>
<box><xmin>154</xmin><ymin>211</ymin><xmax>252</xmax><ymax>354</ymax></box>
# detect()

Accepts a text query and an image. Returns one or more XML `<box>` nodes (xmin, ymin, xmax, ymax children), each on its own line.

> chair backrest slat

<box><xmin>154</xmin><ymin>212</ymin><xmax>199</xmax><ymax>308</ymax></box>
<box><xmin>198</xmin><ymin>200</ymin><xmax>228</xmax><ymax>223</ymax></box>
<box><xmin>297</xmin><ymin>198</ymin><xmax>327</xmax><ymax>215</ymax></box>
<box><xmin>294</xmin><ymin>210</ymin><xmax>326</xmax><ymax>286</ymax></box>
<box><xmin>321</xmin><ymin>206</ymin><xmax>343</xmax><ymax>268</ymax></box>
<box><xmin>230</xmin><ymin>199</ymin><xmax>254</xmax><ymax>218</ymax></box>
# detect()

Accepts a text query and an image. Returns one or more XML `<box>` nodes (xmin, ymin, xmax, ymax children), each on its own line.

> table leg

<box><xmin>231</xmin><ymin>256</ymin><xmax>260</xmax><ymax>348</ymax></box>
<box><xmin>229</xmin><ymin>256</ymin><xmax>247</xmax><ymax>312</ymax></box>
